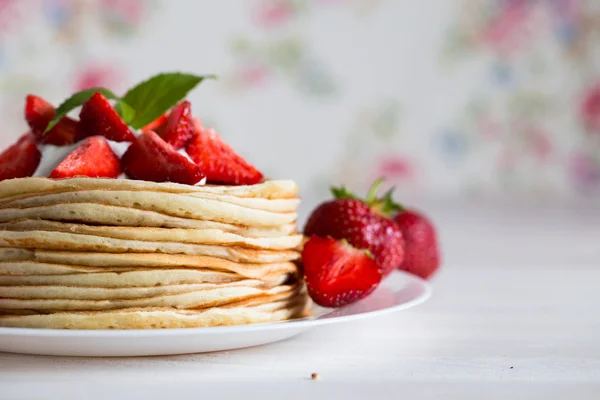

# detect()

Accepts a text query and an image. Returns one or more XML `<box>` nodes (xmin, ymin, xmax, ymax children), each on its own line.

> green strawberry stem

<box><xmin>365</xmin><ymin>178</ymin><xmax>385</xmax><ymax>203</ymax></box>
<box><xmin>330</xmin><ymin>178</ymin><xmax>403</xmax><ymax>218</ymax></box>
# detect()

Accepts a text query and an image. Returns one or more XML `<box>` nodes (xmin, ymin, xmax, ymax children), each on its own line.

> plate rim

<box><xmin>0</xmin><ymin>270</ymin><xmax>431</xmax><ymax>338</ymax></box>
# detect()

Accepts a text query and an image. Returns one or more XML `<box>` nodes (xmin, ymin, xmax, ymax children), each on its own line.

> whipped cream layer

<box><xmin>34</xmin><ymin>140</ymin><xmax>206</xmax><ymax>185</ymax></box>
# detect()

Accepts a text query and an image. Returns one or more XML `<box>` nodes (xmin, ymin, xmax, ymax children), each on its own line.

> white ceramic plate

<box><xmin>0</xmin><ymin>271</ymin><xmax>431</xmax><ymax>357</ymax></box>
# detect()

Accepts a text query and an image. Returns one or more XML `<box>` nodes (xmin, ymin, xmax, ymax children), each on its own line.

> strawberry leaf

<box><xmin>331</xmin><ymin>185</ymin><xmax>357</xmax><ymax>200</ymax></box>
<box><xmin>123</xmin><ymin>73</ymin><xmax>216</xmax><ymax>129</ymax></box>
<box><xmin>44</xmin><ymin>88</ymin><xmax>120</xmax><ymax>133</ymax></box>
<box><xmin>332</xmin><ymin>179</ymin><xmax>403</xmax><ymax>217</ymax></box>
<box><xmin>365</xmin><ymin>179</ymin><xmax>403</xmax><ymax>217</ymax></box>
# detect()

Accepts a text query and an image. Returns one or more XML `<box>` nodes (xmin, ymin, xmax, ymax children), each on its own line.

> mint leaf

<box><xmin>44</xmin><ymin>88</ymin><xmax>120</xmax><ymax>133</ymax></box>
<box><xmin>123</xmin><ymin>73</ymin><xmax>216</xmax><ymax>128</ymax></box>
<box><xmin>114</xmin><ymin>101</ymin><xmax>136</xmax><ymax>124</ymax></box>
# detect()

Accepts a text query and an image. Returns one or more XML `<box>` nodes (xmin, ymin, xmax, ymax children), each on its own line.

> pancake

<box><xmin>0</xmin><ymin>282</ymin><xmax>297</xmax><ymax>310</ymax></box>
<box><xmin>0</xmin><ymin>190</ymin><xmax>297</xmax><ymax>227</ymax></box>
<box><xmin>0</xmin><ymin>295</ymin><xmax>311</xmax><ymax>329</ymax></box>
<box><xmin>1</xmin><ymin>191</ymin><xmax>300</xmax><ymax>213</ymax></box>
<box><xmin>0</xmin><ymin>278</ymin><xmax>285</xmax><ymax>300</ymax></box>
<box><xmin>0</xmin><ymin>270</ymin><xmax>291</xmax><ymax>288</ymax></box>
<box><xmin>0</xmin><ymin>177</ymin><xmax>309</xmax><ymax>329</ymax></box>
<box><xmin>0</xmin><ymin>178</ymin><xmax>299</xmax><ymax>200</ymax></box>
<box><xmin>0</xmin><ymin>252</ymin><xmax>298</xmax><ymax>277</ymax></box>
<box><xmin>0</xmin><ymin>231</ymin><xmax>301</xmax><ymax>262</ymax></box>
<box><xmin>0</xmin><ymin>285</ymin><xmax>304</xmax><ymax>314</ymax></box>
<box><xmin>0</xmin><ymin>268</ymin><xmax>246</xmax><ymax>287</ymax></box>
<box><xmin>0</xmin><ymin>204</ymin><xmax>297</xmax><ymax>236</ymax></box>
<box><xmin>0</xmin><ymin>219</ymin><xmax>303</xmax><ymax>250</ymax></box>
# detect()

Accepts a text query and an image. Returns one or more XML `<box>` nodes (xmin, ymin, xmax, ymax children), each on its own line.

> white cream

<box><xmin>107</xmin><ymin>140</ymin><xmax>132</xmax><ymax>158</ymax></box>
<box><xmin>34</xmin><ymin>138</ymin><xmax>206</xmax><ymax>186</ymax></box>
<box><xmin>34</xmin><ymin>139</ymin><xmax>132</xmax><ymax>177</ymax></box>
<box><xmin>177</xmin><ymin>148</ymin><xmax>194</xmax><ymax>162</ymax></box>
<box><xmin>178</xmin><ymin>148</ymin><xmax>206</xmax><ymax>185</ymax></box>
<box><xmin>33</xmin><ymin>143</ymin><xmax>80</xmax><ymax>177</ymax></box>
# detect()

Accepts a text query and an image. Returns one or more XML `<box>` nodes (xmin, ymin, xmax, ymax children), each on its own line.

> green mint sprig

<box><xmin>44</xmin><ymin>72</ymin><xmax>216</xmax><ymax>133</ymax></box>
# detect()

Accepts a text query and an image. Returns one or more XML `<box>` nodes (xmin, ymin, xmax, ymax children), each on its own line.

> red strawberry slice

<box><xmin>302</xmin><ymin>235</ymin><xmax>382</xmax><ymax>308</ymax></box>
<box><xmin>142</xmin><ymin>114</ymin><xmax>167</xmax><ymax>132</ymax></box>
<box><xmin>0</xmin><ymin>133</ymin><xmax>42</xmax><ymax>182</ymax></box>
<box><xmin>304</xmin><ymin>180</ymin><xmax>404</xmax><ymax>277</ymax></box>
<box><xmin>43</xmin><ymin>118</ymin><xmax>79</xmax><ymax>146</ymax></box>
<box><xmin>394</xmin><ymin>210</ymin><xmax>440</xmax><ymax>279</ymax></box>
<box><xmin>122</xmin><ymin>131</ymin><xmax>205</xmax><ymax>185</ymax></box>
<box><xmin>25</xmin><ymin>95</ymin><xmax>79</xmax><ymax>145</ymax></box>
<box><xmin>77</xmin><ymin>92</ymin><xmax>136</xmax><ymax>142</ymax></box>
<box><xmin>155</xmin><ymin>101</ymin><xmax>195</xmax><ymax>149</ymax></box>
<box><xmin>192</xmin><ymin>117</ymin><xmax>204</xmax><ymax>131</ymax></box>
<box><xmin>25</xmin><ymin>95</ymin><xmax>54</xmax><ymax>136</ymax></box>
<box><xmin>186</xmin><ymin>128</ymin><xmax>263</xmax><ymax>185</ymax></box>
<box><xmin>49</xmin><ymin>136</ymin><xmax>121</xmax><ymax>179</ymax></box>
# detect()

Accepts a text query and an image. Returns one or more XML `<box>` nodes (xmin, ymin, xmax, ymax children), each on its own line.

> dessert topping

<box><xmin>1</xmin><ymin>72</ymin><xmax>263</xmax><ymax>186</ymax></box>
<box><xmin>77</xmin><ymin>92</ymin><xmax>136</xmax><ymax>142</ymax></box>
<box><xmin>49</xmin><ymin>136</ymin><xmax>121</xmax><ymax>179</ymax></box>
<box><xmin>186</xmin><ymin>127</ymin><xmax>264</xmax><ymax>185</ymax></box>
<box><xmin>122</xmin><ymin>131</ymin><xmax>205</xmax><ymax>185</ymax></box>
<box><xmin>0</xmin><ymin>133</ymin><xmax>41</xmax><ymax>182</ymax></box>
<box><xmin>155</xmin><ymin>100</ymin><xmax>195</xmax><ymax>149</ymax></box>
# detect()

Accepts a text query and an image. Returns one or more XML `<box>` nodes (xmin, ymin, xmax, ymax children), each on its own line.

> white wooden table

<box><xmin>1</xmin><ymin>204</ymin><xmax>599</xmax><ymax>399</ymax></box>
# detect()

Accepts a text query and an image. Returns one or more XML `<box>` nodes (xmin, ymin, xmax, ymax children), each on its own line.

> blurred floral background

<box><xmin>1</xmin><ymin>0</ymin><xmax>599</xmax><ymax>206</ymax></box>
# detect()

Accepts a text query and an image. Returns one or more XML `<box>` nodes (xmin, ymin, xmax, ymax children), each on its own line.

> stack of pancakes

<box><xmin>0</xmin><ymin>178</ymin><xmax>309</xmax><ymax>329</ymax></box>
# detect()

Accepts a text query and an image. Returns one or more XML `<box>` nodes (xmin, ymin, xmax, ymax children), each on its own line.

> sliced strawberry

<box><xmin>142</xmin><ymin>114</ymin><xmax>167</xmax><ymax>132</ymax></box>
<box><xmin>192</xmin><ymin>117</ymin><xmax>204</xmax><ymax>131</ymax></box>
<box><xmin>302</xmin><ymin>236</ymin><xmax>382</xmax><ymax>308</ymax></box>
<box><xmin>44</xmin><ymin>118</ymin><xmax>79</xmax><ymax>146</ymax></box>
<box><xmin>25</xmin><ymin>95</ymin><xmax>54</xmax><ymax>136</ymax></box>
<box><xmin>77</xmin><ymin>92</ymin><xmax>136</xmax><ymax>142</ymax></box>
<box><xmin>0</xmin><ymin>133</ymin><xmax>42</xmax><ymax>182</ymax></box>
<box><xmin>155</xmin><ymin>101</ymin><xmax>195</xmax><ymax>149</ymax></box>
<box><xmin>186</xmin><ymin>128</ymin><xmax>263</xmax><ymax>185</ymax></box>
<box><xmin>25</xmin><ymin>95</ymin><xmax>78</xmax><ymax>145</ymax></box>
<box><xmin>49</xmin><ymin>136</ymin><xmax>121</xmax><ymax>179</ymax></box>
<box><xmin>122</xmin><ymin>131</ymin><xmax>205</xmax><ymax>185</ymax></box>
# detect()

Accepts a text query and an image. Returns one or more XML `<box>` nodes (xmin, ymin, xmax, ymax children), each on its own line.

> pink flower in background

<box><xmin>253</xmin><ymin>0</ymin><xmax>295</xmax><ymax>28</ymax></box>
<box><xmin>480</xmin><ymin>0</ymin><xmax>533</xmax><ymax>54</ymax></box>
<box><xmin>570</xmin><ymin>153</ymin><xmax>600</xmax><ymax>190</ymax></box>
<box><xmin>526</xmin><ymin>126</ymin><xmax>553</xmax><ymax>161</ymax></box>
<box><xmin>100</xmin><ymin>0</ymin><xmax>143</xmax><ymax>24</ymax></box>
<box><xmin>239</xmin><ymin>64</ymin><xmax>270</xmax><ymax>86</ymax></box>
<box><xmin>228</xmin><ymin>63</ymin><xmax>271</xmax><ymax>90</ymax></box>
<box><xmin>73</xmin><ymin>66</ymin><xmax>123</xmax><ymax>92</ymax></box>
<box><xmin>580</xmin><ymin>82</ymin><xmax>600</xmax><ymax>134</ymax></box>
<box><xmin>376</xmin><ymin>156</ymin><xmax>415</xmax><ymax>181</ymax></box>
<box><xmin>498</xmin><ymin>150</ymin><xmax>517</xmax><ymax>172</ymax></box>
<box><xmin>0</xmin><ymin>0</ymin><xmax>21</xmax><ymax>33</ymax></box>
<box><xmin>478</xmin><ymin>117</ymin><xmax>500</xmax><ymax>139</ymax></box>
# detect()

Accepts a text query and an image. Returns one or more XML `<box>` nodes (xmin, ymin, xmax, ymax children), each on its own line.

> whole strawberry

<box><xmin>394</xmin><ymin>210</ymin><xmax>440</xmax><ymax>279</ymax></box>
<box><xmin>304</xmin><ymin>179</ymin><xmax>404</xmax><ymax>277</ymax></box>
